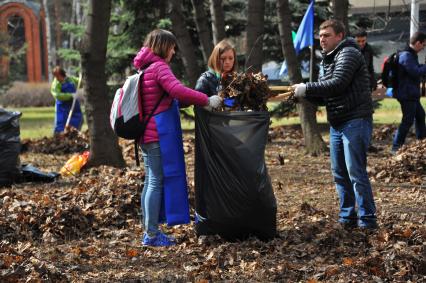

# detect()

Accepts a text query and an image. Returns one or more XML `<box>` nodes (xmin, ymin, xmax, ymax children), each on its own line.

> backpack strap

<box><xmin>134</xmin><ymin>67</ymin><xmax>167</xmax><ymax>166</ymax></box>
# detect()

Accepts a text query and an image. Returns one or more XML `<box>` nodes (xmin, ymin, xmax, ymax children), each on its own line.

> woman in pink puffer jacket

<box><xmin>134</xmin><ymin>29</ymin><xmax>221</xmax><ymax>247</ymax></box>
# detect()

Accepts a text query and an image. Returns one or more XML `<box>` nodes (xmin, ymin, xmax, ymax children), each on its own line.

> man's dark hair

<box><xmin>410</xmin><ymin>31</ymin><xmax>426</xmax><ymax>45</ymax></box>
<box><xmin>354</xmin><ymin>29</ymin><xmax>368</xmax><ymax>38</ymax></box>
<box><xmin>319</xmin><ymin>19</ymin><xmax>346</xmax><ymax>38</ymax></box>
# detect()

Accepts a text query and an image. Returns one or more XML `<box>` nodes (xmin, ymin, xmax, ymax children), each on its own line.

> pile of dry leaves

<box><xmin>21</xmin><ymin>128</ymin><xmax>89</xmax><ymax>154</ymax></box>
<box><xmin>372</xmin><ymin>124</ymin><xmax>397</xmax><ymax>141</ymax></box>
<box><xmin>0</xmin><ymin>167</ymin><xmax>142</xmax><ymax>244</ymax></box>
<box><xmin>370</xmin><ymin>139</ymin><xmax>426</xmax><ymax>184</ymax></box>
<box><xmin>1</xmin><ymin>126</ymin><xmax>425</xmax><ymax>281</ymax></box>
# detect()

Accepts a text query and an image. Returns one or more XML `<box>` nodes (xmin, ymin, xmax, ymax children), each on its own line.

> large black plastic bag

<box><xmin>21</xmin><ymin>164</ymin><xmax>60</xmax><ymax>183</ymax></box>
<box><xmin>194</xmin><ymin>107</ymin><xmax>277</xmax><ymax>241</ymax></box>
<box><xmin>0</xmin><ymin>108</ymin><xmax>22</xmax><ymax>187</ymax></box>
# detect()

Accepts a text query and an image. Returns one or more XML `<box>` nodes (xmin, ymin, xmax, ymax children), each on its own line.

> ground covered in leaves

<box><xmin>1</xmin><ymin>124</ymin><xmax>425</xmax><ymax>282</ymax></box>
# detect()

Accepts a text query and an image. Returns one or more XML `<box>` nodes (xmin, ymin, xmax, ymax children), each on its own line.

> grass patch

<box><xmin>271</xmin><ymin>97</ymin><xmax>426</xmax><ymax>126</ymax></box>
<box><xmin>12</xmin><ymin>98</ymin><xmax>426</xmax><ymax>139</ymax></box>
<box><xmin>14</xmin><ymin>107</ymin><xmax>56</xmax><ymax>139</ymax></box>
<box><xmin>12</xmin><ymin>106</ymin><xmax>87</xmax><ymax>139</ymax></box>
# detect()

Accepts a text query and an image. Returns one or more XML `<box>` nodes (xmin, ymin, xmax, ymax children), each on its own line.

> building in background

<box><xmin>349</xmin><ymin>0</ymin><xmax>426</xmax><ymax>75</ymax></box>
<box><xmin>0</xmin><ymin>0</ymin><xmax>48</xmax><ymax>82</ymax></box>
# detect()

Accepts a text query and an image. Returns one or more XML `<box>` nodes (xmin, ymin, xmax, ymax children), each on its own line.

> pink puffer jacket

<box><xmin>133</xmin><ymin>47</ymin><xmax>209</xmax><ymax>144</ymax></box>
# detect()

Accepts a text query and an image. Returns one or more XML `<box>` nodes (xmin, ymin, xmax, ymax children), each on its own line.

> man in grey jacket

<box><xmin>292</xmin><ymin>19</ymin><xmax>377</xmax><ymax>230</ymax></box>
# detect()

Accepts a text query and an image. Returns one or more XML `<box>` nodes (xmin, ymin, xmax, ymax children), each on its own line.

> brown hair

<box><xmin>410</xmin><ymin>31</ymin><xmax>426</xmax><ymax>45</ymax></box>
<box><xmin>354</xmin><ymin>29</ymin><xmax>367</xmax><ymax>38</ymax></box>
<box><xmin>143</xmin><ymin>29</ymin><xmax>177</xmax><ymax>59</ymax></box>
<box><xmin>207</xmin><ymin>40</ymin><xmax>237</xmax><ymax>73</ymax></box>
<box><xmin>52</xmin><ymin>66</ymin><xmax>66</xmax><ymax>77</ymax></box>
<box><xmin>319</xmin><ymin>19</ymin><xmax>346</xmax><ymax>38</ymax></box>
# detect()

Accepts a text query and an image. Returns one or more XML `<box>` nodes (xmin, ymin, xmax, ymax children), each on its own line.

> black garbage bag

<box><xmin>194</xmin><ymin>107</ymin><xmax>277</xmax><ymax>241</ymax></box>
<box><xmin>0</xmin><ymin>108</ymin><xmax>22</xmax><ymax>187</ymax></box>
<box><xmin>20</xmin><ymin>164</ymin><xmax>60</xmax><ymax>183</ymax></box>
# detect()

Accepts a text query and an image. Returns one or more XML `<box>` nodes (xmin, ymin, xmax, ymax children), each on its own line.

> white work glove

<box><xmin>294</xmin><ymin>83</ymin><xmax>307</xmax><ymax>98</ymax></box>
<box><xmin>207</xmin><ymin>95</ymin><xmax>222</xmax><ymax>108</ymax></box>
<box><xmin>71</xmin><ymin>92</ymin><xmax>78</xmax><ymax>100</ymax></box>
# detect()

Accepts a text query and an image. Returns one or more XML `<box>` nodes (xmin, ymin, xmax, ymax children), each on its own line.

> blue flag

<box><xmin>279</xmin><ymin>1</ymin><xmax>314</xmax><ymax>76</ymax></box>
<box><xmin>294</xmin><ymin>0</ymin><xmax>314</xmax><ymax>54</ymax></box>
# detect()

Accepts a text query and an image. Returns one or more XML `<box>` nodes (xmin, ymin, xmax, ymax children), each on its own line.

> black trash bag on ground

<box><xmin>20</xmin><ymin>164</ymin><xmax>60</xmax><ymax>183</ymax></box>
<box><xmin>194</xmin><ymin>107</ymin><xmax>277</xmax><ymax>241</ymax></box>
<box><xmin>0</xmin><ymin>109</ymin><xmax>22</xmax><ymax>187</ymax></box>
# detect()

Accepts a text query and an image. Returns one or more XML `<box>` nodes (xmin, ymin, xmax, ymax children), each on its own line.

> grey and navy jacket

<box><xmin>396</xmin><ymin>46</ymin><xmax>426</xmax><ymax>101</ymax></box>
<box><xmin>305</xmin><ymin>38</ymin><xmax>373</xmax><ymax>127</ymax></box>
<box><xmin>195</xmin><ymin>70</ymin><xmax>220</xmax><ymax>97</ymax></box>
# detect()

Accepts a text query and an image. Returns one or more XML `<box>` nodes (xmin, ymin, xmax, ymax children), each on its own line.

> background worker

<box><xmin>391</xmin><ymin>32</ymin><xmax>426</xmax><ymax>153</ymax></box>
<box><xmin>50</xmin><ymin>66</ymin><xmax>83</xmax><ymax>134</ymax></box>
<box><xmin>355</xmin><ymin>29</ymin><xmax>380</xmax><ymax>152</ymax></box>
<box><xmin>354</xmin><ymin>29</ymin><xmax>377</xmax><ymax>91</ymax></box>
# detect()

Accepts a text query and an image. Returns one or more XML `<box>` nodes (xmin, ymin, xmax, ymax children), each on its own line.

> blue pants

<box><xmin>141</xmin><ymin>142</ymin><xmax>163</xmax><ymax>237</ymax></box>
<box><xmin>54</xmin><ymin>100</ymin><xmax>83</xmax><ymax>133</ymax></box>
<box><xmin>392</xmin><ymin>99</ymin><xmax>426</xmax><ymax>151</ymax></box>
<box><xmin>329</xmin><ymin>118</ymin><xmax>377</xmax><ymax>228</ymax></box>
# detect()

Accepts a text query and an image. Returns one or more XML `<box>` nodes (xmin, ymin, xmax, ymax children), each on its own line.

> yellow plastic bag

<box><xmin>60</xmin><ymin>151</ymin><xmax>90</xmax><ymax>176</ymax></box>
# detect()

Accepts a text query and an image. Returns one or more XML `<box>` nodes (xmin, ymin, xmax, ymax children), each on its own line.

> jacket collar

<box><xmin>322</xmin><ymin>37</ymin><xmax>359</xmax><ymax>59</ymax></box>
<box><xmin>208</xmin><ymin>68</ymin><xmax>221</xmax><ymax>79</ymax></box>
<box><xmin>133</xmin><ymin>47</ymin><xmax>166</xmax><ymax>70</ymax></box>
<box><xmin>404</xmin><ymin>45</ymin><xmax>417</xmax><ymax>55</ymax></box>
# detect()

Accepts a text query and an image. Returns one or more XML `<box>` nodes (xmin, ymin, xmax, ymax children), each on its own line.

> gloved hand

<box><xmin>293</xmin><ymin>83</ymin><xmax>307</xmax><ymax>98</ymax></box>
<box><xmin>208</xmin><ymin>95</ymin><xmax>222</xmax><ymax>108</ymax></box>
<box><xmin>71</xmin><ymin>92</ymin><xmax>78</xmax><ymax>100</ymax></box>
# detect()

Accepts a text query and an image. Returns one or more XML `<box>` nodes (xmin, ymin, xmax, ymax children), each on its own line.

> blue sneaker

<box><xmin>142</xmin><ymin>232</ymin><xmax>176</xmax><ymax>247</ymax></box>
<box><xmin>158</xmin><ymin>232</ymin><xmax>176</xmax><ymax>243</ymax></box>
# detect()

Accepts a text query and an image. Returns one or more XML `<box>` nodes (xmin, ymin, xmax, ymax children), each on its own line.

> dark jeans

<box><xmin>330</xmin><ymin>118</ymin><xmax>377</xmax><ymax>228</ymax></box>
<box><xmin>392</xmin><ymin>99</ymin><xmax>426</xmax><ymax>151</ymax></box>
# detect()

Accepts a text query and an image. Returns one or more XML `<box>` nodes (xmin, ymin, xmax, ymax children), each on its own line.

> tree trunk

<box><xmin>209</xmin><ymin>0</ymin><xmax>226</xmax><ymax>45</ymax></box>
<box><xmin>333</xmin><ymin>0</ymin><xmax>349</xmax><ymax>35</ymax></box>
<box><xmin>156</xmin><ymin>0</ymin><xmax>167</xmax><ymax>19</ymax></box>
<box><xmin>80</xmin><ymin>0</ymin><xmax>125</xmax><ymax>167</ymax></box>
<box><xmin>276</xmin><ymin>0</ymin><xmax>301</xmax><ymax>83</ymax></box>
<box><xmin>277</xmin><ymin>0</ymin><xmax>326</xmax><ymax>156</ymax></box>
<box><xmin>245</xmin><ymin>0</ymin><xmax>265</xmax><ymax>73</ymax></box>
<box><xmin>191</xmin><ymin>0</ymin><xmax>214</xmax><ymax>63</ymax></box>
<box><xmin>53</xmin><ymin>0</ymin><xmax>61</xmax><ymax>65</ymax></box>
<box><xmin>42</xmin><ymin>0</ymin><xmax>53</xmax><ymax>81</ymax></box>
<box><xmin>296</xmin><ymin>102</ymin><xmax>327</xmax><ymax>155</ymax></box>
<box><xmin>76</xmin><ymin>0</ymin><xmax>85</xmax><ymax>26</ymax></box>
<box><xmin>70</xmin><ymin>0</ymin><xmax>77</xmax><ymax>50</ymax></box>
<box><xmin>169</xmin><ymin>0</ymin><xmax>202</xmax><ymax>87</ymax></box>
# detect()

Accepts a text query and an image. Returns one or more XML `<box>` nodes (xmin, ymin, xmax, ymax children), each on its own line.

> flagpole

<box><xmin>309</xmin><ymin>47</ymin><xmax>314</xmax><ymax>82</ymax></box>
<box><xmin>309</xmin><ymin>0</ymin><xmax>314</xmax><ymax>83</ymax></box>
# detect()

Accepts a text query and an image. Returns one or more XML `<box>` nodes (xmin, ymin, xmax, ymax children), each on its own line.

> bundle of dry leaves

<box><xmin>218</xmin><ymin>72</ymin><xmax>295</xmax><ymax>111</ymax></box>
